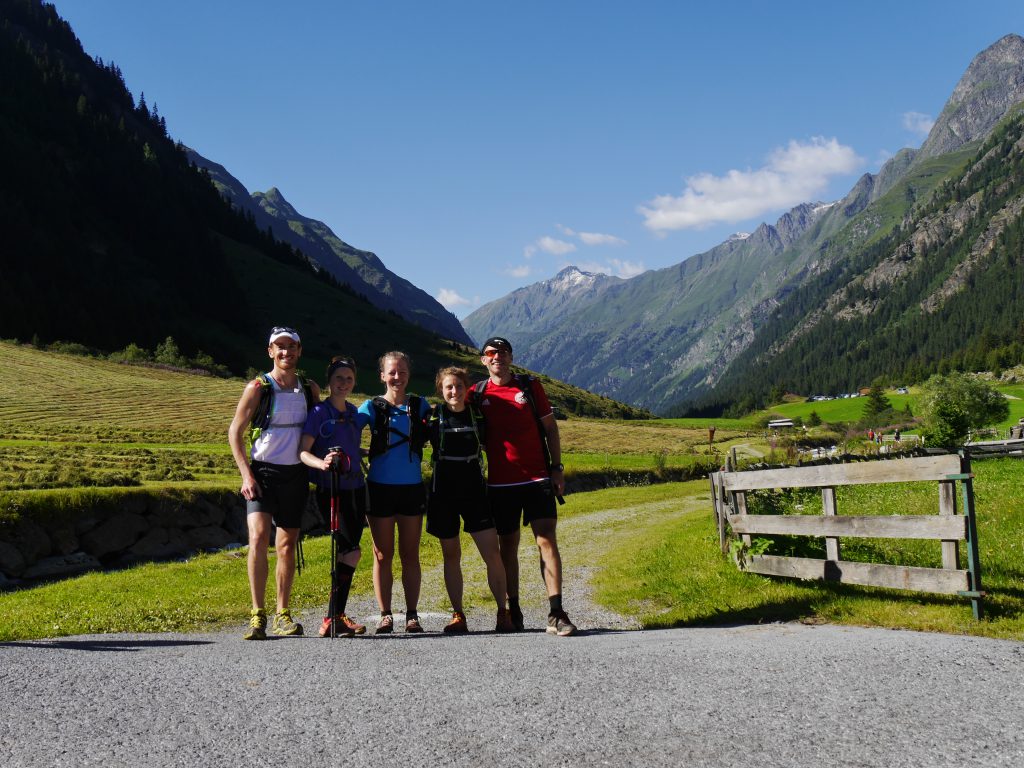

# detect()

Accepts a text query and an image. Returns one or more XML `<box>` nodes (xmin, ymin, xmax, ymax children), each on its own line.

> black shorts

<box><xmin>488</xmin><ymin>481</ymin><xmax>557</xmax><ymax>536</ymax></box>
<box><xmin>315</xmin><ymin>486</ymin><xmax>367</xmax><ymax>554</ymax></box>
<box><xmin>246</xmin><ymin>461</ymin><xmax>308</xmax><ymax>530</ymax></box>
<box><xmin>367</xmin><ymin>481</ymin><xmax>426</xmax><ymax>518</ymax></box>
<box><xmin>427</xmin><ymin>490</ymin><xmax>494</xmax><ymax>539</ymax></box>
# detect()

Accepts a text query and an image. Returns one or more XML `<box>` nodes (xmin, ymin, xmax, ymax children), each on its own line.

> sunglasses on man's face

<box><xmin>483</xmin><ymin>348</ymin><xmax>510</xmax><ymax>358</ymax></box>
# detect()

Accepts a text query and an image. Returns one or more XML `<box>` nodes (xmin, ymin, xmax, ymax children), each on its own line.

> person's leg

<box><xmin>367</xmin><ymin>515</ymin><xmax>396</xmax><ymax>615</ymax></box>
<box><xmin>332</xmin><ymin>489</ymin><xmax>365</xmax><ymax>618</ymax></box>
<box><xmin>469</xmin><ymin>528</ymin><xmax>507</xmax><ymax>611</ymax></box>
<box><xmin>498</xmin><ymin>529</ymin><xmax>521</xmax><ymax>599</ymax></box>
<box><xmin>396</xmin><ymin>514</ymin><xmax>423</xmax><ymax>614</ymax></box>
<box><xmin>531</xmin><ymin>516</ymin><xmax>576</xmax><ymax>636</ymax></box>
<box><xmin>335</xmin><ymin>547</ymin><xmax>361</xmax><ymax>612</ymax></box>
<box><xmin>530</xmin><ymin>518</ymin><xmax>562</xmax><ymax>597</ymax></box>
<box><xmin>439</xmin><ymin>536</ymin><xmax>463</xmax><ymax>612</ymax></box>
<box><xmin>247</xmin><ymin>512</ymin><xmax>272</xmax><ymax>610</ymax></box>
<box><xmin>274</xmin><ymin>526</ymin><xmax>301</xmax><ymax>612</ymax></box>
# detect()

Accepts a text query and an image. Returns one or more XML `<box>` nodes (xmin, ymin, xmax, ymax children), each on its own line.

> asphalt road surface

<box><xmin>2</xmin><ymin>622</ymin><xmax>1021</xmax><ymax>767</ymax></box>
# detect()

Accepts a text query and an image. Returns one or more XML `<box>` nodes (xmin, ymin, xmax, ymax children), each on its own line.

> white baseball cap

<box><xmin>268</xmin><ymin>326</ymin><xmax>301</xmax><ymax>344</ymax></box>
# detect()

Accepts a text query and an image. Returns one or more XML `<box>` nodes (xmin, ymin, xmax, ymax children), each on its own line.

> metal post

<box><xmin>957</xmin><ymin>452</ymin><xmax>984</xmax><ymax>620</ymax></box>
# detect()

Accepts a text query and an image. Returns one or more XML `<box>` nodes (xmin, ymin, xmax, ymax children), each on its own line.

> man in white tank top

<box><xmin>228</xmin><ymin>327</ymin><xmax>321</xmax><ymax>640</ymax></box>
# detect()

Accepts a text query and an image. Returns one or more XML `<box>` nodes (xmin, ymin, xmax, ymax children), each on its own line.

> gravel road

<box><xmin>2</xmin><ymin>621</ymin><xmax>1022</xmax><ymax>767</ymax></box>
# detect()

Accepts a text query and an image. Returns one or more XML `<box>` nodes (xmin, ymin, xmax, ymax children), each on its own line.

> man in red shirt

<box><xmin>473</xmin><ymin>336</ymin><xmax>577</xmax><ymax>636</ymax></box>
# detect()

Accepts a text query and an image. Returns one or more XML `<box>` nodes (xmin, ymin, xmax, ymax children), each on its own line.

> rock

<box><xmin>148</xmin><ymin>497</ymin><xmax>222</xmax><ymax>529</ymax></box>
<box><xmin>224</xmin><ymin>503</ymin><xmax>247</xmax><ymax>540</ymax></box>
<box><xmin>195</xmin><ymin>499</ymin><xmax>226</xmax><ymax>528</ymax></box>
<box><xmin>48</xmin><ymin>525</ymin><xmax>79</xmax><ymax>556</ymax></box>
<box><xmin>0</xmin><ymin>541</ymin><xmax>26</xmax><ymax>578</ymax></box>
<box><xmin>22</xmin><ymin>552</ymin><xmax>101</xmax><ymax>580</ymax></box>
<box><xmin>128</xmin><ymin>527</ymin><xmax>191</xmax><ymax>560</ymax></box>
<box><xmin>79</xmin><ymin>512</ymin><xmax>149</xmax><ymax>559</ymax></box>
<box><xmin>186</xmin><ymin>525</ymin><xmax>232</xmax><ymax>551</ymax></box>
<box><xmin>9</xmin><ymin>519</ymin><xmax>51</xmax><ymax>563</ymax></box>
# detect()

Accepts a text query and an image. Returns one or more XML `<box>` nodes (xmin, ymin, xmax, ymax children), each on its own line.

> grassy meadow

<box><xmin>1</xmin><ymin>341</ymin><xmax>1022</xmax><ymax>642</ymax></box>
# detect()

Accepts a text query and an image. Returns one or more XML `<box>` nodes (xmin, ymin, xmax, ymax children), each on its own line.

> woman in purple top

<box><xmin>300</xmin><ymin>356</ymin><xmax>367</xmax><ymax>638</ymax></box>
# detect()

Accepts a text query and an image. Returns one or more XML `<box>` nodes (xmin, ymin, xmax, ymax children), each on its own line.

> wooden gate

<box><xmin>709</xmin><ymin>453</ymin><xmax>984</xmax><ymax>618</ymax></box>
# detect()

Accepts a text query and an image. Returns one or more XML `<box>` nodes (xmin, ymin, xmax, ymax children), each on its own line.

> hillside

<box><xmin>683</xmin><ymin>108</ymin><xmax>1024</xmax><ymax>415</ymax></box>
<box><xmin>465</xmin><ymin>33</ymin><xmax>1024</xmax><ymax>415</ymax></box>
<box><xmin>0</xmin><ymin>0</ymin><xmax>472</xmax><ymax>378</ymax></box>
<box><xmin>187</xmin><ymin>149</ymin><xmax>472</xmax><ymax>345</ymax></box>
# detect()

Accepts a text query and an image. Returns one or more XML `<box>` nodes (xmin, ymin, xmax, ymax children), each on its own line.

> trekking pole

<box><xmin>328</xmin><ymin>449</ymin><xmax>341</xmax><ymax>639</ymax></box>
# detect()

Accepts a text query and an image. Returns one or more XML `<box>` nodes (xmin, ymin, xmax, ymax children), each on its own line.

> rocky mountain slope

<box><xmin>187</xmin><ymin>149</ymin><xmax>472</xmax><ymax>345</ymax></box>
<box><xmin>465</xmin><ymin>33</ymin><xmax>1024</xmax><ymax>414</ymax></box>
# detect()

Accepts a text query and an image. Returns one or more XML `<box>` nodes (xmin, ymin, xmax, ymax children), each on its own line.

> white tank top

<box><xmin>250</xmin><ymin>374</ymin><xmax>307</xmax><ymax>465</ymax></box>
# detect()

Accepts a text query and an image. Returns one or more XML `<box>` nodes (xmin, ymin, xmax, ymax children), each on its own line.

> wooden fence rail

<box><xmin>709</xmin><ymin>453</ymin><xmax>984</xmax><ymax>618</ymax></box>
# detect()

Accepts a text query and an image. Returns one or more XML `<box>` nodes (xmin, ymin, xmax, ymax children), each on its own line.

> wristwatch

<box><xmin>550</xmin><ymin>462</ymin><xmax>564</xmax><ymax>472</ymax></box>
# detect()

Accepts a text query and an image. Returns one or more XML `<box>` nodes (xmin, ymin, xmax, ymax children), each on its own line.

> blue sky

<box><xmin>53</xmin><ymin>1</ymin><xmax>1024</xmax><ymax>318</ymax></box>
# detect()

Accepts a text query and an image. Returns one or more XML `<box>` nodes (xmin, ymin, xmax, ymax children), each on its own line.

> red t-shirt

<box><xmin>473</xmin><ymin>377</ymin><xmax>552</xmax><ymax>486</ymax></box>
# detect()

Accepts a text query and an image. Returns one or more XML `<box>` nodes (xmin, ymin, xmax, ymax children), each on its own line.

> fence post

<box><xmin>937</xmin><ymin>480</ymin><xmax>959</xmax><ymax>570</ymax></box>
<box><xmin>821</xmin><ymin>486</ymin><xmax>840</xmax><ymax>562</ymax></box>
<box><xmin>958</xmin><ymin>453</ymin><xmax>984</xmax><ymax>620</ymax></box>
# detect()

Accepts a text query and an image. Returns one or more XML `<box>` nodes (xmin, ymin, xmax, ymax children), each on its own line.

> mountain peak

<box><xmin>918</xmin><ymin>33</ymin><xmax>1024</xmax><ymax>160</ymax></box>
<box><xmin>252</xmin><ymin>186</ymin><xmax>300</xmax><ymax>218</ymax></box>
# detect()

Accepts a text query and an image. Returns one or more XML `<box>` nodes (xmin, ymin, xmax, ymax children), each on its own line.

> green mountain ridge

<box><xmin>186</xmin><ymin>148</ymin><xmax>473</xmax><ymax>346</ymax></box>
<box><xmin>465</xmin><ymin>33</ymin><xmax>1024</xmax><ymax>415</ymax></box>
<box><xmin>0</xmin><ymin>0</ymin><xmax>641</xmax><ymax>421</ymax></box>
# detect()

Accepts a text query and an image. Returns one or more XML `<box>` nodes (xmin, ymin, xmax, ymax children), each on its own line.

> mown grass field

<box><xmin>1</xmin><ymin>342</ymin><xmax>1021</xmax><ymax>642</ymax></box>
<box><xmin>0</xmin><ymin>342</ymin><xmax>744</xmax><ymax>492</ymax></box>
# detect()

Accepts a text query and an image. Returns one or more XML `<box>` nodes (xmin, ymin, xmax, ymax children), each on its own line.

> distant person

<box><xmin>299</xmin><ymin>356</ymin><xmax>366</xmax><ymax>638</ymax></box>
<box><xmin>357</xmin><ymin>351</ymin><xmax>431</xmax><ymax>634</ymax></box>
<box><xmin>894</xmin><ymin>428</ymin><xmax>901</xmax><ymax>443</ymax></box>
<box><xmin>427</xmin><ymin>366</ymin><xmax>514</xmax><ymax>633</ymax></box>
<box><xmin>470</xmin><ymin>337</ymin><xmax>576</xmax><ymax>637</ymax></box>
<box><xmin>228</xmin><ymin>327</ymin><xmax>319</xmax><ymax>640</ymax></box>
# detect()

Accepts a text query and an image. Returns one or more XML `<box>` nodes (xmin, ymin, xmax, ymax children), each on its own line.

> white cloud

<box><xmin>579</xmin><ymin>231</ymin><xmax>627</xmax><ymax>247</ymax></box>
<box><xmin>638</xmin><ymin>136</ymin><xmax>862</xmax><ymax>232</ymax></box>
<box><xmin>608</xmin><ymin>258</ymin><xmax>645</xmax><ymax>278</ymax></box>
<box><xmin>556</xmin><ymin>224</ymin><xmax>576</xmax><ymax>236</ymax></box>
<box><xmin>505</xmin><ymin>264</ymin><xmax>531</xmax><ymax>278</ymax></box>
<box><xmin>437</xmin><ymin>288</ymin><xmax>474</xmax><ymax>310</ymax></box>
<box><xmin>536</xmin><ymin>236</ymin><xmax>576</xmax><ymax>255</ymax></box>
<box><xmin>903</xmin><ymin>111</ymin><xmax>935</xmax><ymax>139</ymax></box>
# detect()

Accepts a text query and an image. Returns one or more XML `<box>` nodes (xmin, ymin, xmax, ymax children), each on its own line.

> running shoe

<box><xmin>243</xmin><ymin>608</ymin><xmax>267</xmax><ymax>640</ymax></box>
<box><xmin>495</xmin><ymin>608</ymin><xmax>515</xmax><ymax>633</ymax></box>
<box><xmin>546</xmin><ymin>610</ymin><xmax>577</xmax><ymax>637</ymax></box>
<box><xmin>509</xmin><ymin>604</ymin><xmax>525</xmax><ymax>632</ymax></box>
<box><xmin>271</xmin><ymin>609</ymin><xmax>303</xmax><ymax>636</ymax></box>
<box><xmin>443</xmin><ymin>611</ymin><xmax>468</xmax><ymax>634</ymax></box>
<box><xmin>318</xmin><ymin>617</ymin><xmax>355</xmax><ymax>638</ymax></box>
<box><xmin>376</xmin><ymin>613</ymin><xmax>394</xmax><ymax>634</ymax></box>
<box><xmin>405</xmin><ymin>615</ymin><xmax>424</xmax><ymax>633</ymax></box>
<box><xmin>338</xmin><ymin>614</ymin><xmax>366</xmax><ymax>635</ymax></box>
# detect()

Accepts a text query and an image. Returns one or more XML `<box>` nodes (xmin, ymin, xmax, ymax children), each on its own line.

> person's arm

<box><xmin>299</xmin><ymin>433</ymin><xmax>335</xmax><ymax>472</ymax></box>
<box><xmin>540</xmin><ymin>412</ymin><xmax>564</xmax><ymax>496</ymax></box>
<box><xmin>227</xmin><ymin>379</ymin><xmax>263</xmax><ymax>500</ymax></box>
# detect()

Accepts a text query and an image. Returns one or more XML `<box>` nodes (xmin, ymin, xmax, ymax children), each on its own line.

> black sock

<box><xmin>333</xmin><ymin>562</ymin><xmax>355</xmax><ymax>616</ymax></box>
<box><xmin>508</xmin><ymin>596</ymin><xmax>521</xmax><ymax>613</ymax></box>
<box><xmin>548</xmin><ymin>594</ymin><xmax>563</xmax><ymax>616</ymax></box>
<box><xmin>406</xmin><ymin>609</ymin><xmax>418</xmax><ymax>620</ymax></box>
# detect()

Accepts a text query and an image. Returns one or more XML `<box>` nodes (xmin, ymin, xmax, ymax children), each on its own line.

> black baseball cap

<box><xmin>480</xmin><ymin>336</ymin><xmax>513</xmax><ymax>354</ymax></box>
